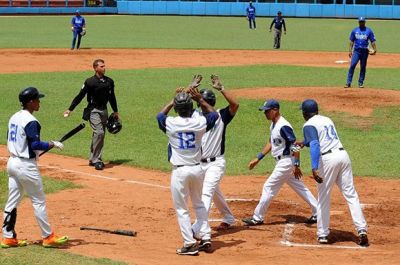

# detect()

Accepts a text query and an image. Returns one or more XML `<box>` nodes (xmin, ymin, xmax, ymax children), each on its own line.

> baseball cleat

<box><xmin>305</xmin><ymin>215</ymin><xmax>317</xmax><ymax>224</ymax></box>
<box><xmin>176</xmin><ymin>244</ymin><xmax>199</xmax><ymax>256</ymax></box>
<box><xmin>42</xmin><ymin>233</ymin><xmax>69</xmax><ymax>248</ymax></box>
<box><xmin>358</xmin><ymin>83</ymin><xmax>364</xmax><ymax>88</ymax></box>
<box><xmin>242</xmin><ymin>217</ymin><xmax>263</xmax><ymax>226</ymax></box>
<box><xmin>198</xmin><ymin>239</ymin><xmax>212</xmax><ymax>253</ymax></box>
<box><xmin>0</xmin><ymin>238</ymin><xmax>27</xmax><ymax>248</ymax></box>
<box><xmin>358</xmin><ymin>229</ymin><xmax>369</xmax><ymax>247</ymax></box>
<box><xmin>215</xmin><ymin>222</ymin><xmax>232</xmax><ymax>231</ymax></box>
<box><xmin>94</xmin><ymin>162</ymin><xmax>104</xmax><ymax>170</ymax></box>
<box><xmin>318</xmin><ymin>236</ymin><xmax>328</xmax><ymax>244</ymax></box>
<box><xmin>344</xmin><ymin>84</ymin><xmax>351</xmax><ymax>88</ymax></box>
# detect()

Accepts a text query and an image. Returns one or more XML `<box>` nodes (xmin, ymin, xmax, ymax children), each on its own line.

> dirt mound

<box><xmin>232</xmin><ymin>87</ymin><xmax>400</xmax><ymax>117</ymax></box>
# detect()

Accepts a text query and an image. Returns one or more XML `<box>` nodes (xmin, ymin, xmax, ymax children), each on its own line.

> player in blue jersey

<box><xmin>246</xmin><ymin>1</ymin><xmax>256</xmax><ymax>30</ymax></box>
<box><xmin>71</xmin><ymin>10</ymin><xmax>86</xmax><ymax>50</ymax></box>
<box><xmin>269</xmin><ymin>11</ymin><xmax>286</xmax><ymax>49</ymax></box>
<box><xmin>345</xmin><ymin>17</ymin><xmax>377</xmax><ymax>88</ymax></box>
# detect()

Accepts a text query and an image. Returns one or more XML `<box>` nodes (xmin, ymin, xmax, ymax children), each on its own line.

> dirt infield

<box><xmin>0</xmin><ymin>148</ymin><xmax>399</xmax><ymax>265</ymax></box>
<box><xmin>1</xmin><ymin>48</ymin><xmax>400</xmax><ymax>264</ymax></box>
<box><xmin>1</xmin><ymin>49</ymin><xmax>400</xmax><ymax>73</ymax></box>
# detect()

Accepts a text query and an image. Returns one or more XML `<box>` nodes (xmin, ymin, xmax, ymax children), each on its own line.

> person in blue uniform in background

<box><xmin>345</xmin><ymin>17</ymin><xmax>377</xmax><ymax>88</ymax></box>
<box><xmin>269</xmin><ymin>11</ymin><xmax>286</xmax><ymax>49</ymax></box>
<box><xmin>71</xmin><ymin>10</ymin><xmax>86</xmax><ymax>50</ymax></box>
<box><xmin>246</xmin><ymin>1</ymin><xmax>256</xmax><ymax>30</ymax></box>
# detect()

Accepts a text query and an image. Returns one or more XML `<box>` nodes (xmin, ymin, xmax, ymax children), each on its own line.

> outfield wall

<box><xmin>117</xmin><ymin>1</ymin><xmax>400</xmax><ymax>19</ymax></box>
<box><xmin>0</xmin><ymin>7</ymin><xmax>116</xmax><ymax>13</ymax></box>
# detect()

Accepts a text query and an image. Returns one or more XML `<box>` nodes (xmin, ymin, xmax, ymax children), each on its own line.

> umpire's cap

<box><xmin>300</xmin><ymin>99</ymin><xmax>318</xmax><ymax>114</ymax></box>
<box><xmin>259</xmin><ymin>99</ymin><xmax>279</xmax><ymax>111</ymax></box>
<box><xmin>19</xmin><ymin>87</ymin><xmax>45</xmax><ymax>105</ymax></box>
<box><xmin>200</xmin><ymin>89</ymin><xmax>216</xmax><ymax>107</ymax></box>
<box><xmin>174</xmin><ymin>92</ymin><xmax>193</xmax><ymax>115</ymax></box>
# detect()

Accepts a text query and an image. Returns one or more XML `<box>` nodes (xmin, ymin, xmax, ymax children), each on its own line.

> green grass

<box><xmin>0</xmin><ymin>15</ymin><xmax>399</xmax><ymax>52</ymax></box>
<box><xmin>0</xmin><ymin>64</ymin><xmax>399</xmax><ymax>178</ymax></box>
<box><xmin>0</xmin><ymin>170</ymin><xmax>80</xmax><ymax>207</ymax></box>
<box><xmin>0</xmin><ymin>245</ymin><xmax>127</xmax><ymax>265</ymax></box>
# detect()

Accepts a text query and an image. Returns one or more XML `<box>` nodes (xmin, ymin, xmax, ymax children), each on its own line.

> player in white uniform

<box><xmin>242</xmin><ymin>99</ymin><xmax>318</xmax><ymax>226</ymax></box>
<box><xmin>1</xmin><ymin>87</ymin><xmax>68</xmax><ymax>248</ymax></box>
<box><xmin>191</xmin><ymin>75</ymin><xmax>238</xmax><ymax>232</ymax></box>
<box><xmin>300</xmin><ymin>99</ymin><xmax>368</xmax><ymax>246</ymax></box>
<box><xmin>157</xmin><ymin>87</ymin><xmax>218</xmax><ymax>256</ymax></box>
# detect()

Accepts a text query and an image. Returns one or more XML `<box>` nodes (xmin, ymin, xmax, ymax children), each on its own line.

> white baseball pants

<box><xmin>2</xmin><ymin>157</ymin><xmax>52</xmax><ymax>239</ymax></box>
<box><xmin>253</xmin><ymin>157</ymin><xmax>318</xmax><ymax>221</ymax></box>
<box><xmin>317</xmin><ymin>150</ymin><xmax>367</xmax><ymax>237</ymax></box>
<box><xmin>200</xmin><ymin>157</ymin><xmax>235</xmax><ymax>225</ymax></box>
<box><xmin>171</xmin><ymin>165</ymin><xmax>210</xmax><ymax>247</ymax></box>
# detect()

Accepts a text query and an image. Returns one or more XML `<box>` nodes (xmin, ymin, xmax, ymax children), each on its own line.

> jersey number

<box><xmin>178</xmin><ymin>132</ymin><xmax>195</xmax><ymax>149</ymax></box>
<box><xmin>9</xmin><ymin>124</ymin><xmax>18</xmax><ymax>142</ymax></box>
<box><xmin>324</xmin><ymin>125</ymin><xmax>338</xmax><ymax>141</ymax></box>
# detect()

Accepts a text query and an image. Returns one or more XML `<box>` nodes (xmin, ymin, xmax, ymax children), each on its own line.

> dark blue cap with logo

<box><xmin>300</xmin><ymin>99</ymin><xmax>318</xmax><ymax>114</ymax></box>
<box><xmin>259</xmin><ymin>99</ymin><xmax>280</xmax><ymax>111</ymax></box>
<box><xmin>358</xmin><ymin>17</ymin><xmax>366</xmax><ymax>22</ymax></box>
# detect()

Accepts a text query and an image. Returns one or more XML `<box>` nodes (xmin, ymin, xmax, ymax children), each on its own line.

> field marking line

<box><xmin>0</xmin><ymin>156</ymin><xmax>170</xmax><ymax>190</ymax></box>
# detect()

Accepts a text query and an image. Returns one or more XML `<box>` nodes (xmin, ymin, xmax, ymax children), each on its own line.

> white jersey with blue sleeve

<box><xmin>303</xmin><ymin>115</ymin><xmax>343</xmax><ymax>154</ymax></box>
<box><xmin>157</xmin><ymin>112</ymin><xmax>218</xmax><ymax>166</ymax></box>
<box><xmin>7</xmin><ymin>110</ymin><xmax>49</xmax><ymax>159</ymax></box>
<box><xmin>270</xmin><ymin>116</ymin><xmax>296</xmax><ymax>158</ymax></box>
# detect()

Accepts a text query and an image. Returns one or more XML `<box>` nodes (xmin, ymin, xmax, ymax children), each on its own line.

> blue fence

<box><xmin>117</xmin><ymin>1</ymin><xmax>400</xmax><ymax>19</ymax></box>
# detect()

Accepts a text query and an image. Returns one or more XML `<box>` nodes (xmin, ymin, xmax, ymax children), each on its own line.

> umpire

<box><xmin>269</xmin><ymin>11</ymin><xmax>286</xmax><ymax>49</ymax></box>
<box><xmin>63</xmin><ymin>59</ymin><xmax>119</xmax><ymax>170</ymax></box>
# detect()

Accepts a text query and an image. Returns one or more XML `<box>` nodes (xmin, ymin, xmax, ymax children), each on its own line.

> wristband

<box><xmin>293</xmin><ymin>159</ymin><xmax>300</xmax><ymax>167</ymax></box>
<box><xmin>257</xmin><ymin>152</ymin><xmax>265</xmax><ymax>160</ymax></box>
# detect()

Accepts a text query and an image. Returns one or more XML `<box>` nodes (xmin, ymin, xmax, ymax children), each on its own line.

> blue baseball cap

<box><xmin>300</xmin><ymin>99</ymin><xmax>318</xmax><ymax>114</ymax></box>
<box><xmin>358</xmin><ymin>17</ymin><xmax>366</xmax><ymax>22</ymax></box>
<box><xmin>76</xmin><ymin>9</ymin><xmax>80</xmax><ymax>14</ymax></box>
<box><xmin>259</xmin><ymin>99</ymin><xmax>280</xmax><ymax>111</ymax></box>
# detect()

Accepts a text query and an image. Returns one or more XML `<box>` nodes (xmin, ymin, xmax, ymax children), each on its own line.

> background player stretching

<box><xmin>299</xmin><ymin>99</ymin><xmax>368</xmax><ymax>246</ymax></box>
<box><xmin>2</xmin><ymin>87</ymin><xmax>68</xmax><ymax>248</ymax></box>
<box><xmin>157</xmin><ymin>85</ymin><xmax>218</xmax><ymax>256</ymax></box>
<box><xmin>71</xmin><ymin>9</ymin><xmax>86</xmax><ymax>50</ymax></box>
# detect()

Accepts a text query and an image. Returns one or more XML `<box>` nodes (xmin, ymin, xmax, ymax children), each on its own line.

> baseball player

<box><xmin>64</xmin><ymin>59</ymin><xmax>119</xmax><ymax>170</ymax></box>
<box><xmin>71</xmin><ymin>9</ymin><xmax>86</xmax><ymax>50</ymax></box>
<box><xmin>299</xmin><ymin>99</ymin><xmax>368</xmax><ymax>246</ymax></box>
<box><xmin>269</xmin><ymin>11</ymin><xmax>286</xmax><ymax>49</ymax></box>
<box><xmin>191</xmin><ymin>75</ymin><xmax>238</xmax><ymax>232</ymax></box>
<box><xmin>156</xmin><ymin>83</ymin><xmax>218</xmax><ymax>256</ymax></box>
<box><xmin>345</xmin><ymin>17</ymin><xmax>377</xmax><ymax>88</ymax></box>
<box><xmin>242</xmin><ymin>99</ymin><xmax>318</xmax><ymax>226</ymax></box>
<box><xmin>246</xmin><ymin>1</ymin><xmax>256</xmax><ymax>30</ymax></box>
<box><xmin>1</xmin><ymin>87</ymin><xmax>68</xmax><ymax>248</ymax></box>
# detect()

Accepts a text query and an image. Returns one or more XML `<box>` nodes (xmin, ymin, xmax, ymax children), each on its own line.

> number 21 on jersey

<box><xmin>178</xmin><ymin>132</ymin><xmax>195</xmax><ymax>149</ymax></box>
<box><xmin>9</xmin><ymin>124</ymin><xmax>18</xmax><ymax>142</ymax></box>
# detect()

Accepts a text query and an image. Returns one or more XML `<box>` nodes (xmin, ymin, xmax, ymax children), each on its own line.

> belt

<box><xmin>321</xmin><ymin>147</ymin><xmax>344</xmax><ymax>156</ymax></box>
<box><xmin>201</xmin><ymin>157</ymin><xmax>216</xmax><ymax>163</ymax></box>
<box><xmin>274</xmin><ymin>155</ymin><xmax>290</xmax><ymax>161</ymax></box>
<box><xmin>175</xmin><ymin>163</ymin><xmax>200</xmax><ymax>168</ymax></box>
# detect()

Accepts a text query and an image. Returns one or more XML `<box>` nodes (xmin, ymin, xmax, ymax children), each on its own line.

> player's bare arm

<box><xmin>292</xmin><ymin>149</ymin><xmax>303</xmax><ymax>180</ymax></box>
<box><xmin>211</xmin><ymin>74</ymin><xmax>239</xmax><ymax>116</ymax></box>
<box><xmin>349</xmin><ymin>41</ymin><xmax>354</xmax><ymax>58</ymax></box>
<box><xmin>160</xmin><ymin>100</ymin><xmax>174</xmax><ymax>115</ymax></box>
<box><xmin>370</xmin><ymin>41</ymin><xmax>377</xmax><ymax>55</ymax></box>
<box><xmin>248</xmin><ymin>143</ymin><xmax>272</xmax><ymax>170</ymax></box>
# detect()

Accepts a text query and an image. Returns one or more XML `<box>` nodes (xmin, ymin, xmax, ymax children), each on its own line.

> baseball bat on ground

<box><xmin>39</xmin><ymin>123</ymin><xmax>86</xmax><ymax>157</ymax></box>
<box><xmin>80</xmin><ymin>226</ymin><xmax>137</xmax><ymax>237</ymax></box>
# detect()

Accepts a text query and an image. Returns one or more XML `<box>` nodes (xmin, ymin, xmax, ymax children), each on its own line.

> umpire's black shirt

<box><xmin>68</xmin><ymin>75</ymin><xmax>118</xmax><ymax>112</ymax></box>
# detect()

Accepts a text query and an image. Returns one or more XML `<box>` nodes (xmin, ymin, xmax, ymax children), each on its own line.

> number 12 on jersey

<box><xmin>178</xmin><ymin>132</ymin><xmax>195</xmax><ymax>149</ymax></box>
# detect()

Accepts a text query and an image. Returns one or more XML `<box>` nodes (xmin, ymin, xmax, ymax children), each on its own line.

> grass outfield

<box><xmin>0</xmin><ymin>65</ymin><xmax>398</xmax><ymax>178</ymax></box>
<box><xmin>0</xmin><ymin>15</ymin><xmax>399</xmax><ymax>52</ymax></box>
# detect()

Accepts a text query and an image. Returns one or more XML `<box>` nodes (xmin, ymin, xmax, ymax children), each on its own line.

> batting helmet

<box><xmin>107</xmin><ymin>114</ymin><xmax>122</xmax><ymax>134</ymax></box>
<box><xmin>19</xmin><ymin>87</ymin><xmax>45</xmax><ymax>105</ymax></box>
<box><xmin>200</xmin><ymin>89</ymin><xmax>216</xmax><ymax>106</ymax></box>
<box><xmin>174</xmin><ymin>92</ymin><xmax>193</xmax><ymax>116</ymax></box>
<box><xmin>300</xmin><ymin>99</ymin><xmax>318</xmax><ymax>114</ymax></box>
